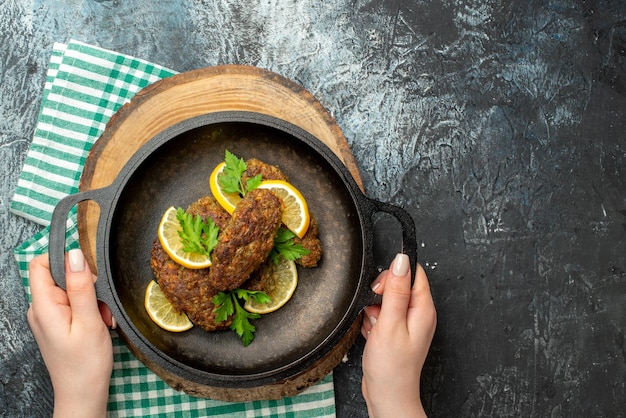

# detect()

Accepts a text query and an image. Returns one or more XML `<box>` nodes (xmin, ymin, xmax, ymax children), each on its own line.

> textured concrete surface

<box><xmin>1</xmin><ymin>1</ymin><xmax>625</xmax><ymax>417</ymax></box>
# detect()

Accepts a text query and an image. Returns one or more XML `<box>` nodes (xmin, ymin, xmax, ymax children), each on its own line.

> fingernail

<box><xmin>111</xmin><ymin>316</ymin><xmax>117</xmax><ymax>330</ymax></box>
<box><xmin>68</xmin><ymin>249</ymin><xmax>85</xmax><ymax>273</ymax></box>
<box><xmin>392</xmin><ymin>253</ymin><xmax>410</xmax><ymax>277</ymax></box>
<box><xmin>371</xmin><ymin>281</ymin><xmax>381</xmax><ymax>293</ymax></box>
<box><xmin>369</xmin><ymin>315</ymin><xmax>377</xmax><ymax>327</ymax></box>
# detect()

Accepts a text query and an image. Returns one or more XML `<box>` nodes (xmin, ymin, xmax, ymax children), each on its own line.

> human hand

<box><xmin>27</xmin><ymin>249</ymin><xmax>114</xmax><ymax>418</ymax></box>
<box><xmin>360</xmin><ymin>253</ymin><xmax>436</xmax><ymax>418</ymax></box>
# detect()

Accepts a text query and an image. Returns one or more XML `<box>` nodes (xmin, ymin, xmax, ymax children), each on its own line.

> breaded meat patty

<box><xmin>150</xmin><ymin>196</ymin><xmax>234</xmax><ymax>331</ymax></box>
<box><xmin>151</xmin><ymin>240</ymin><xmax>230</xmax><ymax>331</ymax></box>
<box><xmin>208</xmin><ymin>188</ymin><xmax>283</xmax><ymax>291</ymax></box>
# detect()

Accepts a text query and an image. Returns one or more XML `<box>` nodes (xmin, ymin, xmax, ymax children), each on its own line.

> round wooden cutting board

<box><xmin>77</xmin><ymin>65</ymin><xmax>364</xmax><ymax>401</ymax></box>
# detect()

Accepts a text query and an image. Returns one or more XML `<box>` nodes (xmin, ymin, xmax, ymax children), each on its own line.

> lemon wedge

<box><xmin>257</xmin><ymin>180</ymin><xmax>310</xmax><ymax>238</ymax></box>
<box><xmin>144</xmin><ymin>280</ymin><xmax>193</xmax><ymax>332</ymax></box>
<box><xmin>244</xmin><ymin>258</ymin><xmax>298</xmax><ymax>314</ymax></box>
<box><xmin>209</xmin><ymin>162</ymin><xmax>241</xmax><ymax>214</ymax></box>
<box><xmin>157</xmin><ymin>206</ymin><xmax>213</xmax><ymax>269</ymax></box>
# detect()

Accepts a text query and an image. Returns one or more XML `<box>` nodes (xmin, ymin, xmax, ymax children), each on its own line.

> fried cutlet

<box><xmin>150</xmin><ymin>196</ymin><xmax>233</xmax><ymax>331</ymax></box>
<box><xmin>151</xmin><ymin>240</ymin><xmax>231</xmax><ymax>331</ymax></box>
<box><xmin>293</xmin><ymin>215</ymin><xmax>322</xmax><ymax>267</ymax></box>
<box><xmin>244</xmin><ymin>158</ymin><xmax>323</xmax><ymax>266</ymax></box>
<box><xmin>242</xmin><ymin>260</ymin><xmax>277</xmax><ymax>293</ymax></box>
<box><xmin>243</xmin><ymin>158</ymin><xmax>289</xmax><ymax>182</ymax></box>
<box><xmin>208</xmin><ymin>188</ymin><xmax>284</xmax><ymax>291</ymax></box>
<box><xmin>186</xmin><ymin>195</ymin><xmax>231</xmax><ymax>229</ymax></box>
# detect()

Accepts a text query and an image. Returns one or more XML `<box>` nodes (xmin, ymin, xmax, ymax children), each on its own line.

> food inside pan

<box><xmin>145</xmin><ymin>150</ymin><xmax>323</xmax><ymax>345</ymax></box>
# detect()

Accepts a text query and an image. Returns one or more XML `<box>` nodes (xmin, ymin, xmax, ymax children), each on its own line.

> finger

<box><xmin>406</xmin><ymin>264</ymin><xmax>437</xmax><ymax>344</ymax></box>
<box><xmin>407</xmin><ymin>263</ymin><xmax>437</xmax><ymax>322</ymax></box>
<box><xmin>98</xmin><ymin>301</ymin><xmax>117</xmax><ymax>329</ymax></box>
<box><xmin>377</xmin><ymin>253</ymin><xmax>412</xmax><ymax>327</ymax></box>
<box><xmin>408</xmin><ymin>263</ymin><xmax>434</xmax><ymax>308</ymax></box>
<box><xmin>64</xmin><ymin>249</ymin><xmax>102</xmax><ymax>325</ymax></box>
<box><xmin>363</xmin><ymin>305</ymin><xmax>381</xmax><ymax>326</ymax></box>
<box><xmin>28</xmin><ymin>254</ymin><xmax>68</xmax><ymax>309</ymax></box>
<box><xmin>413</xmin><ymin>263</ymin><xmax>431</xmax><ymax>294</ymax></box>
<box><xmin>361</xmin><ymin>311</ymin><xmax>370</xmax><ymax>339</ymax></box>
<box><xmin>370</xmin><ymin>269</ymin><xmax>388</xmax><ymax>295</ymax></box>
<box><xmin>361</xmin><ymin>305</ymin><xmax>381</xmax><ymax>338</ymax></box>
<box><xmin>363</xmin><ymin>304</ymin><xmax>381</xmax><ymax>316</ymax></box>
<box><xmin>360</xmin><ymin>325</ymin><xmax>369</xmax><ymax>339</ymax></box>
<box><xmin>29</xmin><ymin>254</ymin><xmax>57</xmax><ymax>299</ymax></box>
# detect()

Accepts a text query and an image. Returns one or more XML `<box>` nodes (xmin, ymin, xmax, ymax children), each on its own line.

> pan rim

<box><xmin>96</xmin><ymin>111</ymin><xmax>374</xmax><ymax>387</ymax></box>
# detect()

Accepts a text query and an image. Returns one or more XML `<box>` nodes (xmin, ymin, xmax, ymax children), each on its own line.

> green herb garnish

<box><xmin>219</xmin><ymin>150</ymin><xmax>262</xmax><ymax>197</ymax></box>
<box><xmin>176</xmin><ymin>208</ymin><xmax>219</xmax><ymax>256</ymax></box>
<box><xmin>270</xmin><ymin>227</ymin><xmax>310</xmax><ymax>264</ymax></box>
<box><xmin>213</xmin><ymin>289</ymin><xmax>272</xmax><ymax>346</ymax></box>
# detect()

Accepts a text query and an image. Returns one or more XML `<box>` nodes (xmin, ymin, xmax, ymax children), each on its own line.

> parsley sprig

<box><xmin>213</xmin><ymin>289</ymin><xmax>272</xmax><ymax>346</ymax></box>
<box><xmin>176</xmin><ymin>208</ymin><xmax>219</xmax><ymax>257</ymax></box>
<box><xmin>270</xmin><ymin>227</ymin><xmax>310</xmax><ymax>264</ymax></box>
<box><xmin>219</xmin><ymin>150</ymin><xmax>262</xmax><ymax>196</ymax></box>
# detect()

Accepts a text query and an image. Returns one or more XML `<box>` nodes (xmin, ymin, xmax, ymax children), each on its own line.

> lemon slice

<box><xmin>144</xmin><ymin>280</ymin><xmax>193</xmax><ymax>332</ymax></box>
<box><xmin>209</xmin><ymin>162</ymin><xmax>241</xmax><ymax>214</ymax></box>
<box><xmin>257</xmin><ymin>180</ymin><xmax>310</xmax><ymax>238</ymax></box>
<box><xmin>244</xmin><ymin>258</ymin><xmax>298</xmax><ymax>314</ymax></box>
<box><xmin>157</xmin><ymin>206</ymin><xmax>213</xmax><ymax>269</ymax></box>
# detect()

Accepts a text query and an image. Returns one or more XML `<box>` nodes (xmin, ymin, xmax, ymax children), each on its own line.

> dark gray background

<box><xmin>1</xmin><ymin>1</ymin><xmax>625</xmax><ymax>416</ymax></box>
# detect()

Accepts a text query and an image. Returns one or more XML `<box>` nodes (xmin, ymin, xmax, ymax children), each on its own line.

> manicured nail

<box><xmin>369</xmin><ymin>316</ymin><xmax>377</xmax><ymax>327</ymax></box>
<box><xmin>68</xmin><ymin>248</ymin><xmax>85</xmax><ymax>273</ymax></box>
<box><xmin>392</xmin><ymin>253</ymin><xmax>410</xmax><ymax>277</ymax></box>
<box><xmin>371</xmin><ymin>281</ymin><xmax>381</xmax><ymax>293</ymax></box>
<box><xmin>111</xmin><ymin>316</ymin><xmax>117</xmax><ymax>330</ymax></box>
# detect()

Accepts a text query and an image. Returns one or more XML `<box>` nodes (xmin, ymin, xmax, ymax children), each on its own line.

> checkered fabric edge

<box><xmin>12</xmin><ymin>40</ymin><xmax>336</xmax><ymax>417</ymax></box>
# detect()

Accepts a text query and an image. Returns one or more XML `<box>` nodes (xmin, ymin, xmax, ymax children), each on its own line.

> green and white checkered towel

<box><xmin>11</xmin><ymin>40</ymin><xmax>336</xmax><ymax>418</ymax></box>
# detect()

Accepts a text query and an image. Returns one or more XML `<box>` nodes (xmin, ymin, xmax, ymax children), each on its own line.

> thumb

<box><xmin>65</xmin><ymin>249</ymin><xmax>101</xmax><ymax>325</ymax></box>
<box><xmin>378</xmin><ymin>253</ymin><xmax>412</xmax><ymax>326</ymax></box>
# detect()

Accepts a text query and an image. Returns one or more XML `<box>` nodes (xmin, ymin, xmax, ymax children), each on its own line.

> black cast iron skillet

<box><xmin>49</xmin><ymin>111</ymin><xmax>416</xmax><ymax>388</ymax></box>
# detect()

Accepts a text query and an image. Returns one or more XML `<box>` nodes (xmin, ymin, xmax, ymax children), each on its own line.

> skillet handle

<box><xmin>49</xmin><ymin>187</ymin><xmax>114</xmax><ymax>292</ymax></box>
<box><xmin>361</xmin><ymin>198</ymin><xmax>418</xmax><ymax>307</ymax></box>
